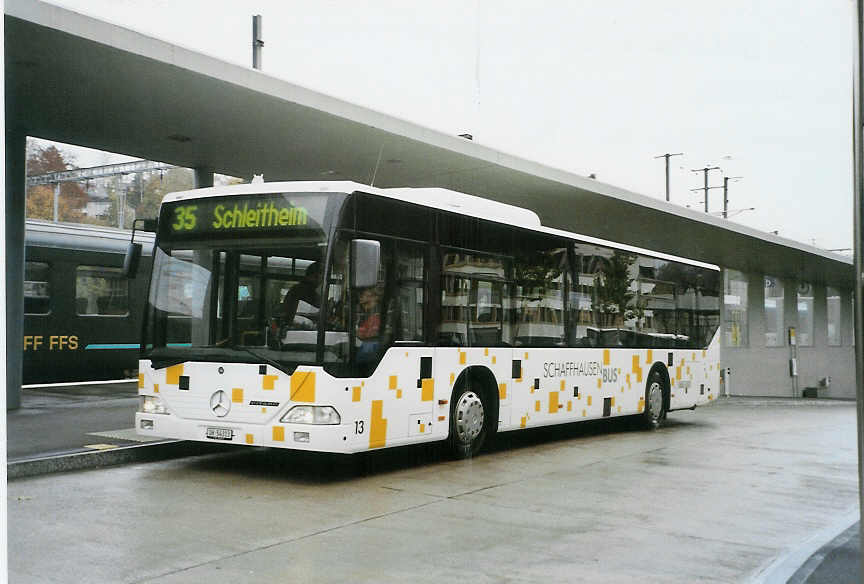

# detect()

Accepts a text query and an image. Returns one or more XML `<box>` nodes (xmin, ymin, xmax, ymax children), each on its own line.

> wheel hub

<box><xmin>647</xmin><ymin>381</ymin><xmax>663</xmax><ymax>421</ymax></box>
<box><xmin>454</xmin><ymin>391</ymin><xmax>484</xmax><ymax>443</ymax></box>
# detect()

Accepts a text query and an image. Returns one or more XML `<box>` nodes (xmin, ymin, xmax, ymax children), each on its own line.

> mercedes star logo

<box><xmin>210</xmin><ymin>390</ymin><xmax>230</xmax><ymax>418</ymax></box>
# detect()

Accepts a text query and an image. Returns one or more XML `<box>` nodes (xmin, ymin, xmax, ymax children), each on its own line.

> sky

<box><xmin>42</xmin><ymin>0</ymin><xmax>856</xmax><ymax>252</ymax></box>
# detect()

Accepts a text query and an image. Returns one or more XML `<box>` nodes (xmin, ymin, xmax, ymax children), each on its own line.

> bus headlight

<box><xmin>280</xmin><ymin>406</ymin><xmax>341</xmax><ymax>425</ymax></box>
<box><xmin>139</xmin><ymin>395</ymin><xmax>168</xmax><ymax>415</ymax></box>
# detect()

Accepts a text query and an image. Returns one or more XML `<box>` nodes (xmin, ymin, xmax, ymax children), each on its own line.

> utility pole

<box><xmin>252</xmin><ymin>15</ymin><xmax>264</xmax><ymax>70</ymax></box>
<box><xmin>690</xmin><ymin>166</ymin><xmax>721</xmax><ymax>212</ymax></box>
<box><xmin>654</xmin><ymin>152</ymin><xmax>683</xmax><ymax>202</ymax></box>
<box><xmin>722</xmin><ymin>176</ymin><xmax>744</xmax><ymax>219</ymax></box>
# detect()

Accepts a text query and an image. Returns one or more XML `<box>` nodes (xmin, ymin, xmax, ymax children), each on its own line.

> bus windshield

<box><xmin>142</xmin><ymin>191</ymin><xmax>348</xmax><ymax>372</ymax></box>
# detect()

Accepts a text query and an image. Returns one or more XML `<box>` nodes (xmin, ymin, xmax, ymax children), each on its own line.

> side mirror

<box><xmin>351</xmin><ymin>239</ymin><xmax>380</xmax><ymax>288</ymax></box>
<box><xmin>123</xmin><ymin>242</ymin><xmax>142</xmax><ymax>279</ymax></box>
<box><xmin>122</xmin><ymin>218</ymin><xmax>157</xmax><ymax>279</ymax></box>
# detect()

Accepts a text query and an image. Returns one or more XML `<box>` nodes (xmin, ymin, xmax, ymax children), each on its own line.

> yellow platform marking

<box><xmin>262</xmin><ymin>375</ymin><xmax>278</xmax><ymax>390</ymax></box>
<box><xmin>138</xmin><ymin>373</ymin><xmax>144</xmax><ymax>389</ymax></box>
<box><xmin>153</xmin><ymin>384</ymin><xmax>159</xmax><ymax>394</ymax></box>
<box><xmin>272</xmin><ymin>426</ymin><xmax>285</xmax><ymax>441</ymax></box>
<box><xmin>352</xmin><ymin>386</ymin><xmax>362</xmax><ymax>402</ymax></box>
<box><xmin>548</xmin><ymin>392</ymin><xmax>559</xmax><ymax>414</ymax></box>
<box><xmin>603</xmin><ymin>349</ymin><xmax>610</xmax><ymax>365</ymax></box>
<box><xmin>290</xmin><ymin>372</ymin><xmax>316</xmax><ymax>403</ymax></box>
<box><xmin>498</xmin><ymin>383</ymin><xmax>507</xmax><ymax>400</ymax></box>
<box><xmin>421</xmin><ymin>379</ymin><xmax>434</xmax><ymax>401</ymax></box>
<box><xmin>165</xmin><ymin>364</ymin><xmax>183</xmax><ymax>385</ymax></box>
<box><xmin>369</xmin><ymin>400</ymin><xmax>387</xmax><ymax>449</ymax></box>
<box><xmin>245</xmin><ymin>434</ymin><xmax>254</xmax><ymax>445</ymax></box>
<box><xmin>83</xmin><ymin>443</ymin><xmax>117</xmax><ymax>450</ymax></box>
<box><xmin>232</xmin><ymin>388</ymin><xmax>244</xmax><ymax>403</ymax></box>
<box><xmin>389</xmin><ymin>375</ymin><xmax>398</xmax><ymax>390</ymax></box>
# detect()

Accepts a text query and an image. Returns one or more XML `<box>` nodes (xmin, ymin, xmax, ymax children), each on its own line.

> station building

<box><xmin>4</xmin><ymin>0</ymin><xmax>855</xmax><ymax>407</ymax></box>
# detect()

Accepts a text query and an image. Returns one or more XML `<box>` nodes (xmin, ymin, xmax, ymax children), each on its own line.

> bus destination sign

<box><xmin>161</xmin><ymin>193</ymin><xmax>329</xmax><ymax>240</ymax></box>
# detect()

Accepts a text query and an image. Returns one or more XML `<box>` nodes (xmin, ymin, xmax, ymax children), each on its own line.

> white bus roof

<box><xmin>163</xmin><ymin>181</ymin><xmax>719</xmax><ymax>271</ymax></box>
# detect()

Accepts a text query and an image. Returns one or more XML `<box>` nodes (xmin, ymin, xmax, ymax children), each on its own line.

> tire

<box><xmin>642</xmin><ymin>369</ymin><xmax>667</xmax><ymax>429</ymax></box>
<box><xmin>448</xmin><ymin>379</ymin><xmax>490</xmax><ymax>459</ymax></box>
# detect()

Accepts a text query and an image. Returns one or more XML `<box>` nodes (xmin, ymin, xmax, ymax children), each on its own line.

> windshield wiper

<box><xmin>230</xmin><ymin>345</ymin><xmax>294</xmax><ymax>375</ymax></box>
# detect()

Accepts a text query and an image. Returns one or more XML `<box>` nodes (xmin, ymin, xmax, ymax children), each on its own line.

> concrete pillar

<box><xmin>194</xmin><ymin>166</ymin><xmax>214</xmax><ymax>189</ymax></box>
<box><xmin>6</xmin><ymin>132</ymin><xmax>25</xmax><ymax>410</ymax></box>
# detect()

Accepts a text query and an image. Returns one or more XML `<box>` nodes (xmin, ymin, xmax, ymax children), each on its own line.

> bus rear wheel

<box><xmin>642</xmin><ymin>370</ymin><xmax>667</xmax><ymax>429</ymax></box>
<box><xmin>448</xmin><ymin>381</ymin><xmax>489</xmax><ymax>459</ymax></box>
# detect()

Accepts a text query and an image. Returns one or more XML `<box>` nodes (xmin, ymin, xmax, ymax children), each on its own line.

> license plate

<box><xmin>206</xmin><ymin>427</ymin><xmax>234</xmax><ymax>441</ymax></box>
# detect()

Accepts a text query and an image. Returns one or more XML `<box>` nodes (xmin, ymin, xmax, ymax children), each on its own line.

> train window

<box><xmin>76</xmin><ymin>266</ymin><xmax>129</xmax><ymax>316</ymax></box>
<box><xmin>25</xmin><ymin>261</ymin><xmax>51</xmax><ymax>315</ymax></box>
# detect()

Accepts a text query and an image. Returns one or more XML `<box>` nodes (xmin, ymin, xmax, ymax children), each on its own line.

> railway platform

<box><xmin>7</xmin><ymin>379</ymin><xmax>226</xmax><ymax>478</ymax></box>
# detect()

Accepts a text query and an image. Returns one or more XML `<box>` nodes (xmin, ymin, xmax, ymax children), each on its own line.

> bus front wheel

<box><xmin>642</xmin><ymin>370</ymin><xmax>667</xmax><ymax>429</ymax></box>
<box><xmin>448</xmin><ymin>381</ymin><xmax>489</xmax><ymax>459</ymax></box>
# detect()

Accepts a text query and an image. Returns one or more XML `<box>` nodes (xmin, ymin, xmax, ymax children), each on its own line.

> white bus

<box><xmin>135</xmin><ymin>181</ymin><xmax>720</xmax><ymax>457</ymax></box>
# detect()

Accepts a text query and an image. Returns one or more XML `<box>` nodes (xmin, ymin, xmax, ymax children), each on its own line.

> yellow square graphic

<box><xmin>232</xmin><ymin>388</ymin><xmax>244</xmax><ymax>403</ymax></box>
<box><xmin>290</xmin><ymin>371</ymin><xmax>316</xmax><ymax>403</ymax></box>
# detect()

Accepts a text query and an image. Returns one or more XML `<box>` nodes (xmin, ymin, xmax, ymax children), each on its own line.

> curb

<box><xmin>749</xmin><ymin>509</ymin><xmax>860</xmax><ymax>584</ymax></box>
<box><xmin>8</xmin><ymin>441</ymin><xmax>232</xmax><ymax>480</ymax></box>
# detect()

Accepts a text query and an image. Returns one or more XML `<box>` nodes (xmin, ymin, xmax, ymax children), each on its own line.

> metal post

<box><xmin>252</xmin><ymin>15</ymin><xmax>264</xmax><ymax>70</ymax></box>
<box><xmin>853</xmin><ymin>0</ymin><xmax>864</xmax><ymax>568</ymax></box>
<box><xmin>654</xmin><ymin>153</ymin><xmax>683</xmax><ymax>202</ymax></box>
<box><xmin>690</xmin><ymin>166</ymin><xmax>720</xmax><ymax>213</ymax></box>
<box><xmin>5</xmin><ymin>132</ymin><xmax>25</xmax><ymax>411</ymax></box>
<box><xmin>722</xmin><ymin>176</ymin><xmax>743</xmax><ymax>219</ymax></box>
<box><xmin>194</xmin><ymin>166</ymin><xmax>215</xmax><ymax>189</ymax></box>
<box><xmin>52</xmin><ymin>182</ymin><xmax>59</xmax><ymax>222</ymax></box>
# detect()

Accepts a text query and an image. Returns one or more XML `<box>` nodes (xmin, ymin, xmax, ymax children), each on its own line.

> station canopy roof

<box><xmin>5</xmin><ymin>0</ymin><xmax>854</xmax><ymax>288</ymax></box>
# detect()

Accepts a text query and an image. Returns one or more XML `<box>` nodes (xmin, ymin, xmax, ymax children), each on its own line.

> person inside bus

<box><xmin>356</xmin><ymin>286</ymin><xmax>382</xmax><ymax>372</ymax></box>
<box><xmin>281</xmin><ymin>261</ymin><xmax>321</xmax><ymax>329</ymax></box>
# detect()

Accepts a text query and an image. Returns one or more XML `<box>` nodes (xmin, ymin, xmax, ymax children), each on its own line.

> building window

<box><xmin>76</xmin><ymin>266</ymin><xmax>129</xmax><ymax>316</ymax></box>
<box><xmin>25</xmin><ymin>261</ymin><xmax>51</xmax><ymax>315</ymax></box>
<box><xmin>827</xmin><ymin>287</ymin><xmax>842</xmax><ymax>346</ymax></box>
<box><xmin>764</xmin><ymin>276</ymin><xmax>784</xmax><ymax>347</ymax></box>
<box><xmin>723</xmin><ymin>270</ymin><xmax>748</xmax><ymax>347</ymax></box>
<box><xmin>796</xmin><ymin>282</ymin><xmax>814</xmax><ymax>347</ymax></box>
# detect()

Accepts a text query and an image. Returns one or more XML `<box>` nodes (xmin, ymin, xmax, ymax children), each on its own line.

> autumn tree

<box><xmin>25</xmin><ymin>145</ymin><xmax>88</xmax><ymax>222</ymax></box>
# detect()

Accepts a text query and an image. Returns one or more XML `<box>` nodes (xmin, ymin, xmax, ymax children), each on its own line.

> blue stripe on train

<box><xmin>84</xmin><ymin>343</ymin><xmax>192</xmax><ymax>349</ymax></box>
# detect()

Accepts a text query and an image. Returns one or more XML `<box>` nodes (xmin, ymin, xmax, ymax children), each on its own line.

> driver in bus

<box><xmin>281</xmin><ymin>261</ymin><xmax>321</xmax><ymax>329</ymax></box>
